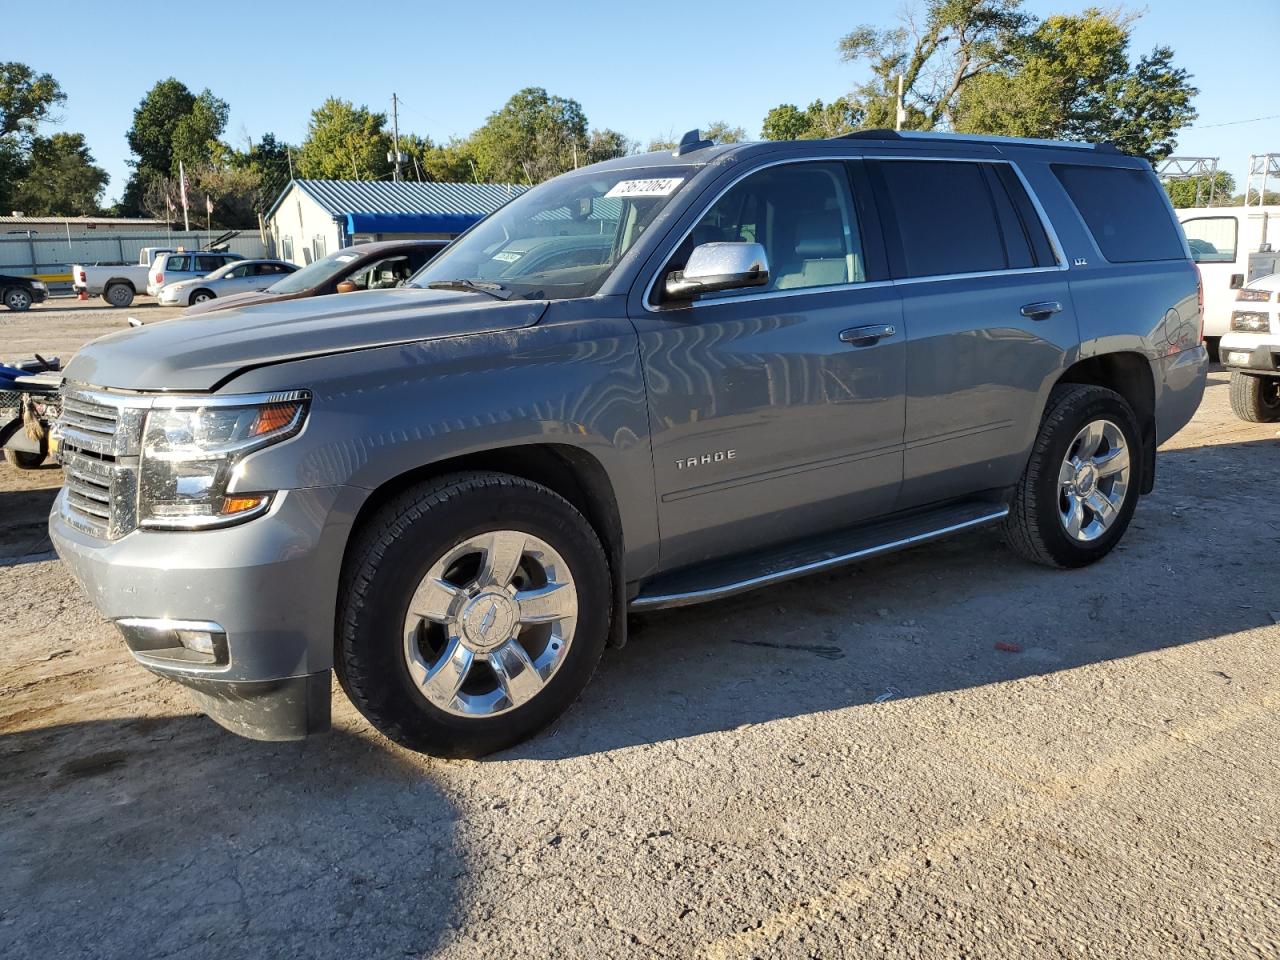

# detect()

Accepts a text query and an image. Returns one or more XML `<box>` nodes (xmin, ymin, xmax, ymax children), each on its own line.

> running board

<box><xmin>630</xmin><ymin>501</ymin><xmax>1009</xmax><ymax>611</ymax></box>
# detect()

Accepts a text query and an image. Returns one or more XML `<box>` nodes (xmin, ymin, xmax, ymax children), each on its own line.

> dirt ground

<box><xmin>1</xmin><ymin>302</ymin><xmax>1278</xmax><ymax>959</ymax></box>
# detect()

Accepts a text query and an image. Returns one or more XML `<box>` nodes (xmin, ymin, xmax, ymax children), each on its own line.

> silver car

<box><xmin>157</xmin><ymin>259</ymin><xmax>297</xmax><ymax>307</ymax></box>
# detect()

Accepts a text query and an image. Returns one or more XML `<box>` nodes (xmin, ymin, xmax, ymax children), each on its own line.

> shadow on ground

<box><xmin>0</xmin><ymin>718</ymin><xmax>461</xmax><ymax>960</ymax></box>
<box><xmin>515</xmin><ymin>439</ymin><xmax>1280</xmax><ymax>760</ymax></box>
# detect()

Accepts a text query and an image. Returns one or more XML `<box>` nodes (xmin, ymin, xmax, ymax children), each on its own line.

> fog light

<box><xmin>175</xmin><ymin>628</ymin><xmax>216</xmax><ymax>655</ymax></box>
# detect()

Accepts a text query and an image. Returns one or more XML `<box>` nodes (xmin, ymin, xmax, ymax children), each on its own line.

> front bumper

<box><xmin>1219</xmin><ymin>333</ymin><xmax>1279</xmax><ymax>374</ymax></box>
<box><xmin>49</xmin><ymin>484</ymin><xmax>359</xmax><ymax>740</ymax></box>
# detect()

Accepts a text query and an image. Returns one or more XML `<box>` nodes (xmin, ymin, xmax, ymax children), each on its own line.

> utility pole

<box><xmin>895</xmin><ymin>74</ymin><xmax>906</xmax><ymax>131</ymax></box>
<box><xmin>390</xmin><ymin>92</ymin><xmax>403</xmax><ymax>183</ymax></box>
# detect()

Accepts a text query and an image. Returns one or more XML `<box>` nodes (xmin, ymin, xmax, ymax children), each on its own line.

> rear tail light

<box><xmin>77</xmin><ymin>270</ymin><xmax>85</xmax><ymax>283</ymax></box>
<box><xmin>155</xmin><ymin>273</ymin><xmax>163</xmax><ymax>284</ymax></box>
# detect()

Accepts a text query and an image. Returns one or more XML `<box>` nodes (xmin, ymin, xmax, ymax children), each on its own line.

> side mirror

<box><xmin>663</xmin><ymin>242</ymin><xmax>769</xmax><ymax>302</ymax></box>
<box><xmin>335</xmin><ymin>280</ymin><xmax>358</xmax><ymax>294</ymax></box>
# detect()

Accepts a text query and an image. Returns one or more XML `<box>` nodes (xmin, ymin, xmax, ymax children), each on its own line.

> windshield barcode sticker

<box><xmin>604</xmin><ymin>178</ymin><xmax>684</xmax><ymax>198</ymax></box>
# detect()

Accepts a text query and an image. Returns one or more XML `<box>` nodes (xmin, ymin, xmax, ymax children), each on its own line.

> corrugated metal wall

<box><xmin>0</xmin><ymin>231</ymin><xmax>269</xmax><ymax>278</ymax></box>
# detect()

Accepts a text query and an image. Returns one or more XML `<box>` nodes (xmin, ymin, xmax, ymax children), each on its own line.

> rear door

<box><xmin>868</xmin><ymin>157</ymin><xmax>1078</xmax><ymax>507</ymax></box>
<box><xmin>633</xmin><ymin>159</ymin><xmax>906</xmax><ymax>571</ymax></box>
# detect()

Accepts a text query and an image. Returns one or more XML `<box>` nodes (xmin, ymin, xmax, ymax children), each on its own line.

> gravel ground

<box><xmin>1</xmin><ymin>303</ymin><xmax>1278</xmax><ymax>959</ymax></box>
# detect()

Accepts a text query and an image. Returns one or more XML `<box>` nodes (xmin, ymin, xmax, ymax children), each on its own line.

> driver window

<box><xmin>349</xmin><ymin>256</ymin><xmax>412</xmax><ymax>290</ymax></box>
<box><xmin>674</xmin><ymin>162</ymin><xmax>865</xmax><ymax>297</ymax></box>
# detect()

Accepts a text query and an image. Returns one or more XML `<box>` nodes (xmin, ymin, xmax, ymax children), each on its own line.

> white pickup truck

<box><xmin>71</xmin><ymin>247</ymin><xmax>173</xmax><ymax>308</ymax></box>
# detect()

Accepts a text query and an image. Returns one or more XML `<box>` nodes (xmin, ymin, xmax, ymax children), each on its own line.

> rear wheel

<box><xmin>4</xmin><ymin>287</ymin><xmax>31</xmax><ymax>311</ymax></box>
<box><xmin>1228</xmin><ymin>371</ymin><xmax>1280</xmax><ymax>422</ymax></box>
<box><xmin>1003</xmin><ymin>384</ymin><xmax>1141</xmax><ymax>568</ymax></box>
<box><xmin>338</xmin><ymin>472</ymin><xmax>611</xmax><ymax>758</ymax></box>
<box><xmin>104</xmin><ymin>282</ymin><xmax>134</xmax><ymax>308</ymax></box>
<box><xmin>4</xmin><ymin>449</ymin><xmax>45</xmax><ymax>469</ymax></box>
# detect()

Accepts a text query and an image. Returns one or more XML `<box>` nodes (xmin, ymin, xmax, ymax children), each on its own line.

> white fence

<box><xmin>0</xmin><ymin>230</ymin><xmax>270</xmax><ymax>283</ymax></box>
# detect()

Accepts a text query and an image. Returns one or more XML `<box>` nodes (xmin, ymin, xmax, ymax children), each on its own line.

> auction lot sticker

<box><xmin>604</xmin><ymin>178</ymin><xmax>684</xmax><ymax>198</ymax></box>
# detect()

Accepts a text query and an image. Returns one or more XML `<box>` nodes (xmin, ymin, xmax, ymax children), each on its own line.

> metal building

<box><xmin>264</xmin><ymin>179</ymin><xmax>525</xmax><ymax>265</ymax></box>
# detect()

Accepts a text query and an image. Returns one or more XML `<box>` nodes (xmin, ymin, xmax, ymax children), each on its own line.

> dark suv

<box><xmin>1</xmin><ymin>273</ymin><xmax>48</xmax><ymax>311</ymax></box>
<box><xmin>50</xmin><ymin>130</ymin><xmax>1207</xmax><ymax>757</ymax></box>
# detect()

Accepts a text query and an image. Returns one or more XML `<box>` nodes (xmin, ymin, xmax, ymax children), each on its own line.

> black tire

<box><xmin>338</xmin><ymin>471</ymin><xmax>611</xmax><ymax>758</ymax></box>
<box><xmin>1003</xmin><ymin>383</ymin><xmax>1142</xmax><ymax>569</ymax></box>
<box><xmin>189</xmin><ymin>290</ymin><xmax>214</xmax><ymax>305</ymax></box>
<box><xmin>1228</xmin><ymin>371</ymin><xmax>1280</xmax><ymax>423</ymax></box>
<box><xmin>103</xmin><ymin>282</ymin><xmax>134</xmax><ymax>308</ymax></box>
<box><xmin>4</xmin><ymin>448</ymin><xmax>45</xmax><ymax>469</ymax></box>
<box><xmin>4</xmin><ymin>287</ymin><xmax>32</xmax><ymax>311</ymax></box>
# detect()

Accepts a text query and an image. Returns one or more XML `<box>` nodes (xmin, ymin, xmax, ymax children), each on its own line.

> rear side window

<box><xmin>164</xmin><ymin>255</ymin><xmax>190</xmax><ymax>271</ymax></box>
<box><xmin>1052</xmin><ymin>164</ymin><xmax>1185</xmax><ymax>263</ymax></box>
<box><xmin>871</xmin><ymin>160</ymin><xmax>1053</xmax><ymax>278</ymax></box>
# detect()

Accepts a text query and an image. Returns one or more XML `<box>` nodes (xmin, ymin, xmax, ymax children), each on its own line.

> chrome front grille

<box><xmin>55</xmin><ymin>385</ymin><xmax>146</xmax><ymax>540</ymax></box>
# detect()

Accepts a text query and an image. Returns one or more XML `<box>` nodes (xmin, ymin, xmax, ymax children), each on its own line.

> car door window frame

<box><xmin>867</xmin><ymin>156</ymin><xmax>1066</xmax><ymax>285</ymax></box>
<box><xmin>642</xmin><ymin>157</ymin><xmax>893</xmax><ymax>313</ymax></box>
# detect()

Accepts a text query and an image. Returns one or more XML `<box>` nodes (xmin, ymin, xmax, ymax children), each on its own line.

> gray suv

<box><xmin>50</xmin><ymin>130</ymin><xmax>1208</xmax><ymax>757</ymax></box>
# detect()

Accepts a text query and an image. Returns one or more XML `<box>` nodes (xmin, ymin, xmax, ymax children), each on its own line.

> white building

<box><xmin>264</xmin><ymin>180</ymin><xmax>525</xmax><ymax>265</ymax></box>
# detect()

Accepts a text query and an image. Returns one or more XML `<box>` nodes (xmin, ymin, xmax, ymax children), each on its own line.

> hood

<box><xmin>183</xmin><ymin>287</ymin><xmax>286</xmax><ymax>317</ymax></box>
<box><xmin>66</xmin><ymin>286</ymin><xmax>548</xmax><ymax>391</ymax></box>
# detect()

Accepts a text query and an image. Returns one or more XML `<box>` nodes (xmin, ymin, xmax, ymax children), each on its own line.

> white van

<box><xmin>1177</xmin><ymin>206</ymin><xmax>1280</xmax><ymax>355</ymax></box>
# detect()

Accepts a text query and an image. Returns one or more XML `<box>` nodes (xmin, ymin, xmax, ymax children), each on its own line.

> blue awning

<box><xmin>345</xmin><ymin>211</ymin><xmax>483</xmax><ymax>236</ymax></box>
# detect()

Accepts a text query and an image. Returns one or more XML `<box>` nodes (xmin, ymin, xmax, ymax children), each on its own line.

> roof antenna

<box><xmin>673</xmin><ymin>128</ymin><xmax>715</xmax><ymax>157</ymax></box>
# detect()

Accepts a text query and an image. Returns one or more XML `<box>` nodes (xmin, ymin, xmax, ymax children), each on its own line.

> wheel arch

<box><xmin>1055</xmin><ymin>351</ymin><xmax>1156</xmax><ymax>494</ymax></box>
<box><xmin>105</xmin><ymin>277</ymin><xmax>137</xmax><ymax>291</ymax></box>
<box><xmin>338</xmin><ymin>442</ymin><xmax>630</xmax><ymax>648</ymax></box>
<box><xmin>190</xmin><ymin>288</ymin><xmax>215</xmax><ymax>303</ymax></box>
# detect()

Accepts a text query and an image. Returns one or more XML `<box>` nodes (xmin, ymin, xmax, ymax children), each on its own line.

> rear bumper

<box><xmin>1153</xmin><ymin>345</ymin><xmax>1209</xmax><ymax>446</ymax></box>
<box><xmin>49</xmin><ymin>484</ymin><xmax>359</xmax><ymax>740</ymax></box>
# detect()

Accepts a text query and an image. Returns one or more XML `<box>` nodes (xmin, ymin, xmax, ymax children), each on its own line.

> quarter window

<box><xmin>1052</xmin><ymin>164</ymin><xmax>1185</xmax><ymax>263</ymax></box>
<box><xmin>672</xmin><ymin>162</ymin><xmax>866</xmax><ymax>297</ymax></box>
<box><xmin>1181</xmin><ymin>217</ymin><xmax>1237</xmax><ymax>263</ymax></box>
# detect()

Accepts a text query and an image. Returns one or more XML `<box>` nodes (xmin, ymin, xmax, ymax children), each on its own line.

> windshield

<box><xmin>410</xmin><ymin>166</ymin><xmax>691</xmax><ymax>299</ymax></box>
<box><xmin>266</xmin><ymin>248</ymin><xmax>366</xmax><ymax>294</ymax></box>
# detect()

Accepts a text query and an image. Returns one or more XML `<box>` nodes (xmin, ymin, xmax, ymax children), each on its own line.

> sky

<box><xmin>9</xmin><ymin>0</ymin><xmax>1279</xmax><ymax>206</ymax></box>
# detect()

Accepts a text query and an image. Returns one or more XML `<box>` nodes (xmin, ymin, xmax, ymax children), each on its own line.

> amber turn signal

<box><xmin>250</xmin><ymin>402</ymin><xmax>302</xmax><ymax>437</ymax></box>
<box><xmin>221</xmin><ymin>495</ymin><xmax>269</xmax><ymax>515</ymax></box>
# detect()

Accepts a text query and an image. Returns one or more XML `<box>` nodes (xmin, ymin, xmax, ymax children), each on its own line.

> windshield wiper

<box><xmin>424</xmin><ymin>278</ymin><xmax>513</xmax><ymax>300</ymax></box>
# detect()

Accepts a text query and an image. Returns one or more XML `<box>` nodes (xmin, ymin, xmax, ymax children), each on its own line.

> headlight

<box><xmin>1230</xmin><ymin>311</ymin><xmax>1271</xmax><ymax>333</ymax></box>
<box><xmin>1236</xmin><ymin>288</ymin><xmax>1274</xmax><ymax>303</ymax></box>
<box><xmin>138</xmin><ymin>391</ymin><xmax>309</xmax><ymax>529</ymax></box>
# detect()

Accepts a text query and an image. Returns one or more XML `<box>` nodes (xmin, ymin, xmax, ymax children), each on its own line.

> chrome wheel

<box><xmin>402</xmin><ymin>530</ymin><xmax>578</xmax><ymax>718</ymax></box>
<box><xmin>1058</xmin><ymin>418</ymin><xmax>1130</xmax><ymax>542</ymax></box>
<box><xmin>6</xmin><ymin>289</ymin><xmax>31</xmax><ymax>310</ymax></box>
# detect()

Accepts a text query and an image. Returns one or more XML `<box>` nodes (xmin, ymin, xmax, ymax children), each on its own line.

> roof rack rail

<box><xmin>832</xmin><ymin>129</ymin><xmax>1120</xmax><ymax>154</ymax></box>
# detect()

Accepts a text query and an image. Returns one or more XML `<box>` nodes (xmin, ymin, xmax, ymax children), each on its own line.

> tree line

<box><xmin>0</xmin><ymin>3</ymin><xmax>1254</xmax><ymax>229</ymax></box>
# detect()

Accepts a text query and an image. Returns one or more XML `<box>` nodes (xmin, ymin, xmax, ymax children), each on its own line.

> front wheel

<box><xmin>1003</xmin><ymin>384</ymin><xmax>1141</xmax><ymax>568</ymax></box>
<box><xmin>189</xmin><ymin>290</ymin><xmax>214</xmax><ymax>305</ymax></box>
<box><xmin>338</xmin><ymin>472</ymin><xmax>611</xmax><ymax>758</ymax></box>
<box><xmin>4</xmin><ymin>287</ymin><xmax>31</xmax><ymax>311</ymax></box>
<box><xmin>1228</xmin><ymin>371</ymin><xmax>1280</xmax><ymax>423</ymax></box>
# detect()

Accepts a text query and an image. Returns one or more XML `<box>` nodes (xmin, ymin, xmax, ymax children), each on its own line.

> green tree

<box><xmin>836</xmin><ymin>0</ymin><xmax>1029</xmax><ymax>130</ymax></box>
<box><xmin>297</xmin><ymin>97</ymin><xmax>391</xmax><ymax>180</ymax></box>
<box><xmin>953</xmin><ymin>9</ymin><xmax>1197</xmax><ymax>161</ymax></box>
<box><xmin>0</xmin><ymin>63</ymin><xmax>64</xmax><ymax>140</ymax></box>
<box><xmin>11</xmin><ymin>133</ymin><xmax>107</xmax><ymax>215</ymax></box>
<box><xmin>701</xmin><ymin>121</ymin><xmax>747</xmax><ymax>144</ymax></box>
<box><xmin>1163</xmin><ymin>172</ymin><xmax>1235</xmax><ymax>208</ymax></box>
<box><xmin>470</xmin><ymin>87</ymin><xmax>588</xmax><ymax>183</ymax></box>
<box><xmin>0</xmin><ymin>63</ymin><xmax>67</xmax><ymax>212</ymax></box>
<box><xmin>762</xmin><ymin>98</ymin><xmax>861</xmax><ymax>140</ymax></box>
<box><xmin>585</xmin><ymin>128</ymin><xmax>634</xmax><ymax>163</ymax></box>
<box><xmin>120</xmin><ymin>79</ymin><xmax>229</xmax><ymax>213</ymax></box>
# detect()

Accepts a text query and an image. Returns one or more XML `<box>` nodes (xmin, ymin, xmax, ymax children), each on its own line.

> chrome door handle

<box><xmin>1020</xmin><ymin>301</ymin><xmax>1063</xmax><ymax>320</ymax></box>
<box><xmin>839</xmin><ymin>323</ymin><xmax>896</xmax><ymax>346</ymax></box>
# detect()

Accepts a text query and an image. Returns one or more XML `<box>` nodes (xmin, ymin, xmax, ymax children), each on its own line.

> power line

<box><xmin>1190</xmin><ymin>113</ymin><xmax>1280</xmax><ymax>130</ymax></box>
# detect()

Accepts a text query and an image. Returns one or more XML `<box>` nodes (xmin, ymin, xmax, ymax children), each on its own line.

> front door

<box><xmin>634</xmin><ymin>160</ymin><xmax>906</xmax><ymax>571</ymax></box>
